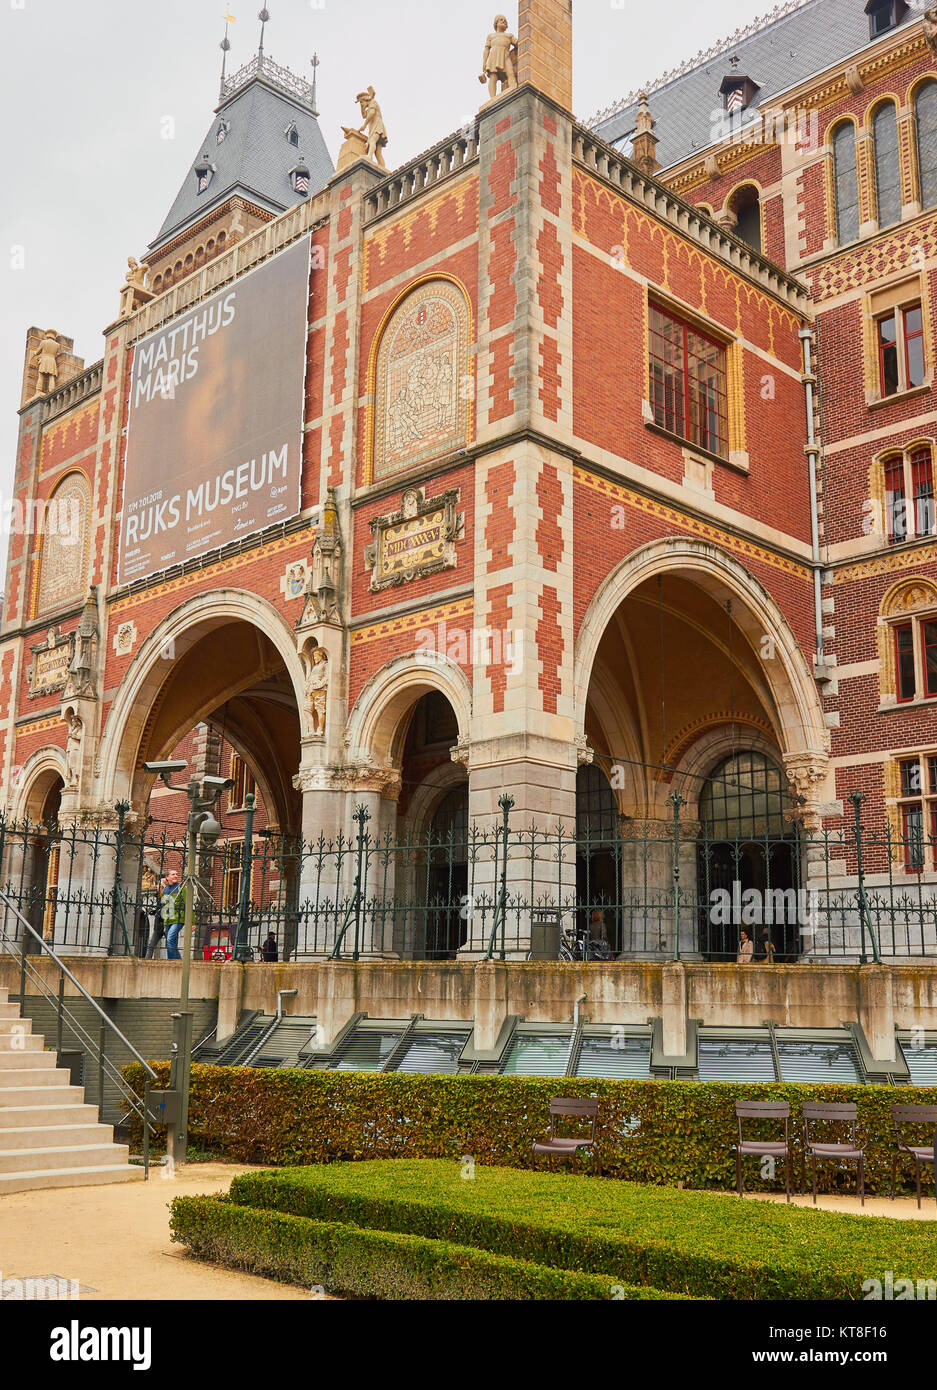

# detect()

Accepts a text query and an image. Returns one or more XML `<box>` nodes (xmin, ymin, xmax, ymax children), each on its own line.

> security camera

<box><xmin>143</xmin><ymin>760</ymin><xmax>188</xmax><ymax>785</ymax></box>
<box><xmin>202</xmin><ymin>775</ymin><xmax>234</xmax><ymax>793</ymax></box>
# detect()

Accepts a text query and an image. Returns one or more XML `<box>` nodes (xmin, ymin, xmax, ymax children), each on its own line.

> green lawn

<box><xmin>220</xmin><ymin>1158</ymin><xmax>937</xmax><ymax>1300</ymax></box>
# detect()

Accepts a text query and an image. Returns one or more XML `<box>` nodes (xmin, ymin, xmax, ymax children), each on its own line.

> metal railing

<box><xmin>4</xmin><ymin>791</ymin><xmax>937</xmax><ymax>965</ymax></box>
<box><xmin>0</xmin><ymin>891</ymin><xmax>159</xmax><ymax>1176</ymax></box>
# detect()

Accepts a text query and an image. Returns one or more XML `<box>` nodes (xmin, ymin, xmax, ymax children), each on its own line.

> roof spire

<box><xmin>310</xmin><ymin>51</ymin><xmax>320</xmax><ymax>117</ymax></box>
<box><xmin>257</xmin><ymin>7</ymin><xmax>270</xmax><ymax>57</ymax></box>
<box><xmin>219</xmin><ymin>13</ymin><xmax>235</xmax><ymax>100</ymax></box>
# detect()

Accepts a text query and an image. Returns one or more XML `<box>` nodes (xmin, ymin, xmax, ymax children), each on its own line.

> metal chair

<box><xmin>532</xmin><ymin>1098</ymin><xmax>598</xmax><ymax>1168</ymax></box>
<box><xmin>734</xmin><ymin>1100</ymin><xmax>791</xmax><ymax>1203</ymax></box>
<box><xmin>890</xmin><ymin>1104</ymin><xmax>937</xmax><ymax>1209</ymax></box>
<box><xmin>801</xmin><ymin>1101</ymin><xmax>865</xmax><ymax>1207</ymax></box>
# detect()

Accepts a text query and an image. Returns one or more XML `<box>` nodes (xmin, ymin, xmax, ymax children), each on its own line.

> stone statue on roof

<box><xmin>925</xmin><ymin>8</ymin><xmax>937</xmax><ymax>56</ymax></box>
<box><xmin>479</xmin><ymin>14</ymin><xmax>518</xmax><ymax>102</ymax></box>
<box><xmin>31</xmin><ymin>331</ymin><xmax>62</xmax><ymax>395</ymax></box>
<box><xmin>354</xmin><ymin>86</ymin><xmax>388</xmax><ymax>169</ymax></box>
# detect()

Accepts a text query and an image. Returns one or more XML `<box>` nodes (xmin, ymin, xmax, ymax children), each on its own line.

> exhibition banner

<box><xmin>118</xmin><ymin>235</ymin><xmax>310</xmax><ymax>585</ymax></box>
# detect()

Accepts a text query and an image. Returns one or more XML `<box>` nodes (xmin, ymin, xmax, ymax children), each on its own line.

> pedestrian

<box><xmin>587</xmin><ymin>907</ymin><xmax>612</xmax><ymax>960</ymax></box>
<box><xmin>160</xmin><ymin>870</ymin><xmax>186</xmax><ymax>960</ymax></box>
<box><xmin>758</xmin><ymin>926</ymin><xmax>775</xmax><ymax>963</ymax></box>
<box><xmin>260</xmin><ymin>932</ymin><xmax>278</xmax><ymax>963</ymax></box>
<box><xmin>737</xmin><ymin>928</ymin><xmax>753</xmax><ymax>964</ymax></box>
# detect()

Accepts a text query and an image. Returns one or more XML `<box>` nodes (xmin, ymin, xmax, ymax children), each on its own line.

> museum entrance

<box><xmin>696</xmin><ymin>751</ymin><xmax>800</xmax><ymax>961</ymax></box>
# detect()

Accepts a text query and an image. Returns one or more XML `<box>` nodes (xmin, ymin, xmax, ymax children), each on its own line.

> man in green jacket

<box><xmin>161</xmin><ymin>870</ymin><xmax>186</xmax><ymax>960</ymax></box>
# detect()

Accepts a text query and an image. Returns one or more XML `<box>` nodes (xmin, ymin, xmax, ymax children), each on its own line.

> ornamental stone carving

<box><xmin>363</xmin><ymin>487</ymin><xmax>464</xmax><ymax>591</ymax></box>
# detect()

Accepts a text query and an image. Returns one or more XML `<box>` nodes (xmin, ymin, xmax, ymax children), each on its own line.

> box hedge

<box><xmin>223</xmin><ymin>1158</ymin><xmax>937</xmax><ymax>1301</ymax></box>
<box><xmin>125</xmin><ymin>1062</ymin><xmax>937</xmax><ymax>1197</ymax></box>
<box><xmin>169</xmin><ymin>1193</ymin><xmax>685</xmax><ymax>1300</ymax></box>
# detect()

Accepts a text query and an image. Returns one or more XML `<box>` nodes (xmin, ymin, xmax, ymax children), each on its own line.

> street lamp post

<box><xmin>143</xmin><ymin>760</ymin><xmax>231</xmax><ymax>1167</ymax></box>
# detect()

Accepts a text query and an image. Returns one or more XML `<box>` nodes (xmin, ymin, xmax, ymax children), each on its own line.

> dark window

<box><xmin>924</xmin><ymin>620</ymin><xmax>937</xmax><ymax>697</ymax></box>
<box><xmin>896</xmin><ymin>623</ymin><xmax>916</xmax><ymax>701</ymax></box>
<box><xmin>903</xmin><ymin>803</ymin><xmax>925</xmax><ymax>872</ymax></box>
<box><xmin>285</xmin><ymin>123</ymin><xmax>300</xmax><ymax>147</ymax></box>
<box><xmin>929</xmin><ymin>755</ymin><xmax>937</xmax><ymax>794</ymax></box>
<box><xmin>901</xmin><ymin>758</ymin><xmax>922</xmax><ymax>797</ymax></box>
<box><xmin>868</xmin><ymin>0</ymin><xmax>900</xmax><ymax>38</ymax></box>
<box><xmin>915</xmin><ymin>80</ymin><xmax>937</xmax><ymax>209</ymax></box>
<box><xmin>648</xmin><ymin>304</ymin><xmax>728</xmax><ymax>458</ymax></box>
<box><xmin>912</xmin><ymin>447</ymin><xmax>934</xmax><ymax>536</ymax></box>
<box><xmin>884</xmin><ymin>455</ymin><xmax>906</xmax><ymax>542</ymax></box>
<box><xmin>904</xmin><ymin>304</ymin><xmax>925</xmax><ymax>387</ymax></box>
<box><xmin>878</xmin><ymin>313</ymin><xmax>900</xmax><ymax>395</ymax></box>
<box><xmin>873</xmin><ymin>102</ymin><xmax>901</xmax><ymax>228</ymax></box>
<box><xmin>832</xmin><ymin>122</ymin><xmax>859</xmax><ymax>244</ymax></box>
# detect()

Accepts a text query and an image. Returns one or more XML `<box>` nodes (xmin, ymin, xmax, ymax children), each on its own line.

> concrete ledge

<box><xmin>2</xmin><ymin>958</ymin><xmax>935</xmax><ymax>1063</ymax></box>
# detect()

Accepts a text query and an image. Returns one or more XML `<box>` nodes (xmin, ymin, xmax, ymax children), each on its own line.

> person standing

<box><xmin>161</xmin><ymin>870</ymin><xmax>186</xmax><ymax>961</ymax></box>
<box><xmin>737</xmin><ymin>929</ymin><xmax>753</xmax><ymax>964</ymax></box>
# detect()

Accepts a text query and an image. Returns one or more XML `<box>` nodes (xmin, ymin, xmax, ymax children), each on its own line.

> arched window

<box><xmin>872</xmin><ymin>102</ymin><xmax>900</xmax><ymax>228</ymax></box>
<box><xmin>35</xmin><ymin>473</ymin><xmax>90</xmax><ymax>616</ymax></box>
<box><xmin>915</xmin><ymin>80</ymin><xmax>937</xmax><ymax>209</ymax></box>
<box><xmin>698</xmin><ymin>751</ymin><xmax>788</xmax><ymax>839</ymax></box>
<box><xmin>728</xmin><ymin>186</ymin><xmax>761</xmax><ymax>253</ymax></box>
<box><xmin>831</xmin><ymin>122</ymin><xmax>859</xmax><ymax>244</ymax></box>
<box><xmin>576</xmin><ymin>764</ymin><xmax>619</xmax><ymax>842</ymax></box>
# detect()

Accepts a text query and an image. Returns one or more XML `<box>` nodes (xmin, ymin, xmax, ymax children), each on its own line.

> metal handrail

<box><xmin>0</xmin><ymin>890</ymin><xmax>158</xmax><ymax>1176</ymax></box>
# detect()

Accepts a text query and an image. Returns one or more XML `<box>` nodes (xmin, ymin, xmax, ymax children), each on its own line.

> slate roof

<box><xmin>591</xmin><ymin>0</ymin><xmax>928</xmax><ymax>169</ymax></box>
<box><xmin>150</xmin><ymin>57</ymin><xmax>334</xmax><ymax>253</ymax></box>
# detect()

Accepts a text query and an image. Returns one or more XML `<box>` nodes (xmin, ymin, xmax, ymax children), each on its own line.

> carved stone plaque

<box><xmin>27</xmin><ymin>627</ymin><xmax>75</xmax><ymax>697</ymax></box>
<box><xmin>364</xmin><ymin>488</ymin><xmax>463</xmax><ymax>591</ymax></box>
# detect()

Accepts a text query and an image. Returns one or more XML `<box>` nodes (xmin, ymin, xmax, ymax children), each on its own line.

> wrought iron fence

<box><xmin>1</xmin><ymin>791</ymin><xmax>936</xmax><ymax>963</ymax></box>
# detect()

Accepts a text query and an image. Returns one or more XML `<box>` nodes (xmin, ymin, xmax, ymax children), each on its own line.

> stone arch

<box><xmin>880</xmin><ymin>575</ymin><xmax>937</xmax><ymax>618</ymax></box>
<box><xmin>573</xmin><ymin>538</ymin><xmax>828</xmax><ymax>766</ymax></box>
<box><xmin>97</xmin><ymin>589</ymin><xmax>309</xmax><ymax>809</ymax></box>
<box><xmin>10</xmin><ymin>749</ymin><xmax>67</xmax><ymax>823</ymax></box>
<box><xmin>345</xmin><ymin>655</ymin><xmax>472</xmax><ymax>768</ymax></box>
<box><xmin>667</xmin><ymin>723</ymin><xmax>783</xmax><ymax>822</ymax></box>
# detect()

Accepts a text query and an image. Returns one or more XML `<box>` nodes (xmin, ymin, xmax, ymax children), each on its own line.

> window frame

<box><xmin>831</xmin><ymin>120</ymin><xmax>860</xmax><ymax>246</ymax></box>
<box><xmin>895</xmin><ymin>622</ymin><xmax>916</xmax><ymax>702</ymax></box>
<box><xmin>895</xmin><ymin>751</ymin><xmax>937</xmax><ymax>873</ymax></box>
<box><xmin>882</xmin><ymin>443</ymin><xmax>936</xmax><ymax>544</ymax></box>
<box><xmin>647</xmin><ymin>300</ymin><xmax>730</xmax><ymax>462</ymax></box>
<box><xmin>876</xmin><ymin>299</ymin><xmax>925</xmax><ymax>398</ymax></box>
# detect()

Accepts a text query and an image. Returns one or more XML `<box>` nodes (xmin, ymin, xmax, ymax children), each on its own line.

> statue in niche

<box><xmin>479</xmin><ymin>15</ymin><xmax>518</xmax><ymax>101</ymax></box>
<box><xmin>31</xmin><ymin>330</ymin><xmax>62</xmax><ymax>395</ymax></box>
<box><xmin>65</xmin><ymin>590</ymin><xmax>98</xmax><ymax>699</ymax></box>
<box><xmin>305</xmin><ymin>647</ymin><xmax>329</xmax><ymax>738</ymax></box>
<box><xmin>65</xmin><ymin>712</ymin><xmax>83</xmax><ymax>789</ymax></box>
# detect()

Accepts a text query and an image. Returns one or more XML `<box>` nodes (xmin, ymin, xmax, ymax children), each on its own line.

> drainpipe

<box><xmin>799</xmin><ymin>326</ymin><xmax>825</xmax><ymax>669</ymax></box>
<box><xmin>573</xmin><ymin>993</ymin><xmax>587</xmax><ymax>1029</ymax></box>
<box><xmin>276</xmin><ymin>988</ymin><xmax>297</xmax><ymax>1021</ymax></box>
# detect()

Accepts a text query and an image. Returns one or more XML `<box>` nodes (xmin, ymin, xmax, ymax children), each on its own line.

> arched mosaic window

<box><xmin>915</xmin><ymin>80</ymin><xmax>937</xmax><ymax>210</ymax></box>
<box><xmin>831</xmin><ymin>121</ymin><xmax>859</xmax><ymax>245</ymax></box>
<box><xmin>576</xmin><ymin>764</ymin><xmax>620</xmax><ymax>843</ymax></box>
<box><xmin>698</xmin><ymin>751</ymin><xmax>788</xmax><ymax>839</ymax></box>
<box><xmin>872</xmin><ymin>102</ymin><xmax>900</xmax><ymax>229</ymax></box>
<box><xmin>372</xmin><ymin>280</ymin><xmax>471</xmax><ymax>480</ymax></box>
<box><xmin>35</xmin><ymin>472</ymin><xmax>90</xmax><ymax>616</ymax></box>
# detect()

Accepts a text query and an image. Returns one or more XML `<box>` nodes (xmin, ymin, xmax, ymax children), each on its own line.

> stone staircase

<box><xmin>0</xmin><ymin>983</ymin><xmax>143</xmax><ymax>1194</ymax></box>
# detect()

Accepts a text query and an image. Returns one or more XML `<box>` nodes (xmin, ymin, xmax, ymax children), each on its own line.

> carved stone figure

<box><xmin>65</xmin><ymin>713</ymin><xmax>83</xmax><ymax>789</ymax></box>
<box><xmin>353</xmin><ymin>86</ymin><xmax>388</xmax><ymax>169</ymax></box>
<box><xmin>305</xmin><ymin>647</ymin><xmax>329</xmax><ymax>738</ymax></box>
<box><xmin>479</xmin><ymin>15</ymin><xmax>518</xmax><ymax>101</ymax></box>
<box><xmin>925</xmin><ymin>7</ymin><xmax>937</xmax><ymax>57</ymax></box>
<box><xmin>119</xmin><ymin>257</ymin><xmax>154</xmax><ymax>317</ymax></box>
<box><xmin>300</xmin><ymin>489</ymin><xmax>344</xmax><ymax>627</ymax></box>
<box><xmin>31</xmin><ymin>331</ymin><xmax>62</xmax><ymax>395</ymax></box>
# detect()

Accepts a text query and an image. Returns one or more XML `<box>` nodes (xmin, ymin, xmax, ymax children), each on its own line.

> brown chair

<box><xmin>802</xmin><ymin>1101</ymin><xmax>865</xmax><ymax>1207</ymax></box>
<box><xmin>734</xmin><ymin>1100</ymin><xmax>791</xmax><ymax>1203</ymax></box>
<box><xmin>532</xmin><ymin>1098</ymin><xmax>598</xmax><ymax>1168</ymax></box>
<box><xmin>890</xmin><ymin>1104</ymin><xmax>937</xmax><ymax>1209</ymax></box>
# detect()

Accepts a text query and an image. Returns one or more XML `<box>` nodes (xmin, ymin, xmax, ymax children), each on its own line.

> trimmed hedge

<box><xmin>125</xmin><ymin>1062</ymin><xmax>937</xmax><ymax>1196</ymax></box>
<box><xmin>225</xmin><ymin>1159</ymin><xmax>937</xmax><ymax>1301</ymax></box>
<box><xmin>169</xmin><ymin>1193</ymin><xmax>684</xmax><ymax>1300</ymax></box>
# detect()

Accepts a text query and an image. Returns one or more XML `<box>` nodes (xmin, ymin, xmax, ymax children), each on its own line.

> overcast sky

<box><xmin>0</xmin><ymin>0</ymin><xmax>782</xmax><ymax>582</ymax></box>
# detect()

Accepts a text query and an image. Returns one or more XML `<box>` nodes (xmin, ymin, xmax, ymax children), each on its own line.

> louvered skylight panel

<box><xmin>776</xmin><ymin>1039</ymin><xmax>861</xmax><ymax>1084</ymax></box>
<box><xmin>903</xmin><ymin>1042</ymin><xmax>937</xmax><ymax>1086</ymax></box>
<box><xmin>502</xmin><ymin>1033</ymin><xmax>572</xmax><ymax>1076</ymax></box>
<box><xmin>698</xmin><ymin>1036</ymin><xmax>776</xmax><ymax>1083</ymax></box>
<box><xmin>395</xmin><ymin>1029</ymin><xmax>471</xmax><ymax>1074</ymax></box>
<box><xmin>332</xmin><ymin>1027</ymin><xmax>403</xmax><ymax>1071</ymax></box>
<box><xmin>576</xmin><ymin>1034</ymin><xmax>651</xmax><ymax>1079</ymax></box>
